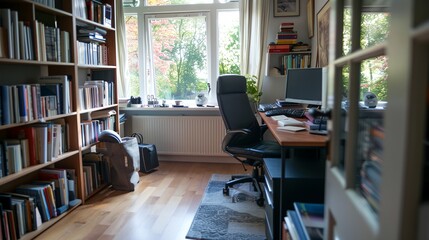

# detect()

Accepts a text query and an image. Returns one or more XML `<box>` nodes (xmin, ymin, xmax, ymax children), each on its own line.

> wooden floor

<box><xmin>35</xmin><ymin>161</ymin><xmax>245</xmax><ymax>240</ymax></box>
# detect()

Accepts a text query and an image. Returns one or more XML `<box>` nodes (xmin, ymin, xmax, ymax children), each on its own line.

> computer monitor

<box><xmin>284</xmin><ymin>68</ymin><xmax>327</xmax><ymax>108</ymax></box>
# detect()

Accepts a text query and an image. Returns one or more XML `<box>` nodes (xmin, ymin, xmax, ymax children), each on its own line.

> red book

<box><xmin>8</xmin><ymin>126</ymin><xmax>37</xmax><ymax>166</ymax></box>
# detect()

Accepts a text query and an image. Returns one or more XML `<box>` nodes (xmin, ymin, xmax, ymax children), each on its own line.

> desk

<box><xmin>259</xmin><ymin>113</ymin><xmax>328</xmax><ymax>239</ymax></box>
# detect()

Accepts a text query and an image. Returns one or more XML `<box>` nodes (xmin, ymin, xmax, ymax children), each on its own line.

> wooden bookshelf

<box><xmin>0</xmin><ymin>0</ymin><xmax>118</xmax><ymax>239</ymax></box>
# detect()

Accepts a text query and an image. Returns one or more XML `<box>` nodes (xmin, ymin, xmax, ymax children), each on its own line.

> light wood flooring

<box><xmin>34</xmin><ymin>161</ymin><xmax>246</xmax><ymax>240</ymax></box>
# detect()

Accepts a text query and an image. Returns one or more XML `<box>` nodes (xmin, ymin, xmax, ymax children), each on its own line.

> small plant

<box><xmin>245</xmin><ymin>74</ymin><xmax>262</xmax><ymax>103</ymax></box>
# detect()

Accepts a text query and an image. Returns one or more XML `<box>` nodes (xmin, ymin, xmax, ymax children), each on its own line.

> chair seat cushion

<box><xmin>227</xmin><ymin>140</ymin><xmax>281</xmax><ymax>159</ymax></box>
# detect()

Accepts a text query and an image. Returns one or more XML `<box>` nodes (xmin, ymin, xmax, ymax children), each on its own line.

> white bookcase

<box><xmin>324</xmin><ymin>0</ymin><xmax>428</xmax><ymax>239</ymax></box>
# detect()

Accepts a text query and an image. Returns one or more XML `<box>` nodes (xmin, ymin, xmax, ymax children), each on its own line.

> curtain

<box><xmin>116</xmin><ymin>0</ymin><xmax>129</xmax><ymax>98</ymax></box>
<box><xmin>239</xmin><ymin>0</ymin><xmax>270</xmax><ymax>91</ymax></box>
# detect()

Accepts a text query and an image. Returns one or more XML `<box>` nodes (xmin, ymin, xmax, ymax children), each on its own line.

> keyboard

<box><xmin>264</xmin><ymin>108</ymin><xmax>307</xmax><ymax>118</ymax></box>
<box><xmin>258</xmin><ymin>103</ymin><xmax>280</xmax><ymax>112</ymax></box>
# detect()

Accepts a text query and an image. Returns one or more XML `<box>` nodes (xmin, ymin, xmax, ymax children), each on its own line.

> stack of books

<box><xmin>285</xmin><ymin>202</ymin><xmax>325</xmax><ymax>240</ymax></box>
<box><xmin>276</xmin><ymin>22</ymin><xmax>298</xmax><ymax>45</ymax></box>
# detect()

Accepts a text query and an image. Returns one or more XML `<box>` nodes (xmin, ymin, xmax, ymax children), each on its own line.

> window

<box><xmin>123</xmin><ymin>1</ymin><xmax>239</xmax><ymax>104</ymax></box>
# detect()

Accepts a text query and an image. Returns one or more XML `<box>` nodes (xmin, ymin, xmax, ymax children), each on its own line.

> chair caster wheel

<box><xmin>223</xmin><ymin>187</ymin><xmax>229</xmax><ymax>195</ymax></box>
<box><xmin>256</xmin><ymin>198</ymin><xmax>264</xmax><ymax>207</ymax></box>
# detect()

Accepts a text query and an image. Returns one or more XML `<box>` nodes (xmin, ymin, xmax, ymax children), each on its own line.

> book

<box><xmin>11</xmin><ymin>10</ymin><xmax>19</xmax><ymax>60</ymax></box>
<box><xmin>287</xmin><ymin>210</ymin><xmax>307</xmax><ymax>240</ymax></box>
<box><xmin>39</xmin><ymin>75</ymin><xmax>71</xmax><ymax>114</ymax></box>
<box><xmin>1</xmin><ymin>9</ymin><xmax>13</xmax><ymax>59</ymax></box>
<box><xmin>294</xmin><ymin>202</ymin><xmax>324</xmax><ymax>240</ymax></box>
<box><xmin>15</xmin><ymin>185</ymin><xmax>50</xmax><ymax>223</ymax></box>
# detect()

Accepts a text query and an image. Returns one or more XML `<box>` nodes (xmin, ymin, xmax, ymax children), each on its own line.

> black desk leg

<box><xmin>279</xmin><ymin>146</ymin><xmax>287</xmax><ymax>240</ymax></box>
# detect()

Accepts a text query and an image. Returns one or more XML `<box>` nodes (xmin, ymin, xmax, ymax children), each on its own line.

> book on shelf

<box><xmin>287</xmin><ymin>210</ymin><xmax>307</xmax><ymax>240</ymax></box>
<box><xmin>293</xmin><ymin>202</ymin><xmax>324</xmax><ymax>240</ymax></box>
<box><xmin>39</xmin><ymin>75</ymin><xmax>72</xmax><ymax>115</ymax></box>
<box><xmin>1</xmin><ymin>8</ymin><xmax>13</xmax><ymax>59</ymax></box>
<box><xmin>39</xmin><ymin>168</ymin><xmax>69</xmax><ymax>207</ymax></box>
<box><xmin>15</xmin><ymin>185</ymin><xmax>51</xmax><ymax>223</ymax></box>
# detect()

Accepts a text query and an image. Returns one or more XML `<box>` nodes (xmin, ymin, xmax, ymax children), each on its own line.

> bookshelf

<box><xmin>0</xmin><ymin>0</ymin><xmax>118</xmax><ymax>239</ymax></box>
<box><xmin>265</xmin><ymin>51</ymin><xmax>312</xmax><ymax>77</ymax></box>
<box><xmin>324</xmin><ymin>0</ymin><xmax>428</xmax><ymax>240</ymax></box>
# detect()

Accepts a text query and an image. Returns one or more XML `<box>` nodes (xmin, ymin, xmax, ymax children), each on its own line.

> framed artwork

<box><xmin>316</xmin><ymin>1</ymin><xmax>330</xmax><ymax>67</ymax></box>
<box><xmin>307</xmin><ymin>0</ymin><xmax>314</xmax><ymax>38</ymax></box>
<box><xmin>274</xmin><ymin>0</ymin><xmax>300</xmax><ymax>17</ymax></box>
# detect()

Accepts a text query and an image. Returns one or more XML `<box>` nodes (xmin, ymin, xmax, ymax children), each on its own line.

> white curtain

<box><xmin>239</xmin><ymin>0</ymin><xmax>270</xmax><ymax>90</ymax></box>
<box><xmin>116</xmin><ymin>0</ymin><xmax>129</xmax><ymax>98</ymax></box>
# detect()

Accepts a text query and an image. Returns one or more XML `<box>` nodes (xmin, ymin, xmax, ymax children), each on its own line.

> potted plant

<box><xmin>245</xmin><ymin>74</ymin><xmax>262</xmax><ymax>112</ymax></box>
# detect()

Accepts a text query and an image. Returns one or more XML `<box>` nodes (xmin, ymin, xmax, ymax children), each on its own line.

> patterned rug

<box><xmin>186</xmin><ymin>174</ymin><xmax>265</xmax><ymax>240</ymax></box>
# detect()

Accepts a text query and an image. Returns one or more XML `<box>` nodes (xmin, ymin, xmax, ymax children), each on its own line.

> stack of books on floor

<box><xmin>284</xmin><ymin>202</ymin><xmax>324</xmax><ymax>240</ymax></box>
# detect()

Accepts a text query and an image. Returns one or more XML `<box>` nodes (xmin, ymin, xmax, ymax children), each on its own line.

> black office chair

<box><xmin>216</xmin><ymin>74</ymin><xmax>281</xmax><ymax>206</ymax></box>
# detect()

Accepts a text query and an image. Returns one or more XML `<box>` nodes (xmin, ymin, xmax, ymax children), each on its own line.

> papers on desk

<box><xmin>277</xmin><ymin>126</ymin><xmax>307</xmax><ymax>132</ymax></box>
<box><xmin>272</xmin><ymin>115</ymin><xmax>307</xmax><ymax>132</ymax></box>
<box><xmin>277</xmin><ymin>118</ymin><xmax>305</xmax><ymax>127</ymax></box>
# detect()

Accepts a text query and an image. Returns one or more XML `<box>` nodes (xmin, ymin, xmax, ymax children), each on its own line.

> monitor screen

<box><xmin>285</xmin><ymin>68</ymin><xmax>325</xmax><ymax>106</ymax></box>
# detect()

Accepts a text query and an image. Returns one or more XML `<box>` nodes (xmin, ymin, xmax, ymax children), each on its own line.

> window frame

<box><xmin>123</xmin><ymin>2</ymin><xmax>239</xmax><ymax>105</ymax></box>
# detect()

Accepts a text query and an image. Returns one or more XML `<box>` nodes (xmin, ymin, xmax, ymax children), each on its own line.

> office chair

<box><xmin>216</xmin><ymin>74</ymin><xmax>281</xmax><ymax>206</ymax></box>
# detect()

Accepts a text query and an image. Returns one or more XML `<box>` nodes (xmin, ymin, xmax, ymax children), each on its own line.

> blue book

<box><xmin>288</xmin><ymin>210</ymin><xmax>307</xmax><ymax>240</ymax></box>
<box><xmin>17</xmin><ymin>85</ymin><xmax>28</xmax><ymax>123</ymax></box>
<box><xmin>1</xmin><ymin>86</ymin><xmax>11</xmax><ymax>125</ymax></box>
<box><xmin>294</xmin><ymin>202</ymin><xmax>324</xmax><ymax>240</ymax></box>
<box><xmin>15</xmin><ymin>185</ymin><xmax>50</xmax><ymax>223</ymax></box>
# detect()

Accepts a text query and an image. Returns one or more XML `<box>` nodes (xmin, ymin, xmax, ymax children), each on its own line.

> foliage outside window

<box><xmin>123</xmin><ymin>1</ymin><xmax>239</xmax><ymax>102</ymax></box>
<box><xmin>342</xmin><ymin>9</ymin><xmax>389</xmax><ymax>101</ymax></box>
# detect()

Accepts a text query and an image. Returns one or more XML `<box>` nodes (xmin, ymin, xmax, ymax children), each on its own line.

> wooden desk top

<box><xmin>259</xmin><ymin>112</ymin><xmax>328</xmax><ymax>147</ymax></box>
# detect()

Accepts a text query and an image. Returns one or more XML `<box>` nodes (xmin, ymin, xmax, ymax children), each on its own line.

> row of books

<box><xmin>77</xmin><ymin>41</ymin><xmax>109</xmax><ymax>65</ymax></box>
<box><xmin>268</xmin><ymin>43</ymin><xmax>311</xmax><ymax>54</ymax></box>
<box><xmin>0</xmin><ymin>121</ymin><xmax>69</xmax><ymax>178</ymax></box>
<box><xmin>360</xmin><ymin>124</ymin><xmax>384</xmax><ymax>213</ymax></box>
<box><xmin>82</xmin><ymin>152</ymin><xmax>111</xmax><ymax>198</ymax></box>
<box><xmin>81</xmin><ymin>116</ymin><xmax>115</xmax><ymax>147</ymax></box>
<box><xmin>279</xmin><ymin>54</ymin><xmax>311</xmax><ymax>75</ymax></box>
<box><xmin>0</xmin><ymin>8</ymin><xmax>71</xmax><ymax>62</ymax></box>
<box><xmin>32</xmin><ymin>0</ymin><xmax>62</xmax><ymax>9</ymax></box>
<box><xmin>0</xmin><ymin>168</ymin><xmax>80</xmax><ymax>239</ymax></box>
<box><xmin>78</xmin><ymin>80</ymin><xmax>115</xmax><ymax>110</ymax></box>
<box><xmin>75</xmin><ymin>0</ymin><xmax>112</xmax><ymax>28</ymax></box>
<box><xmin>0</xmin><ymin>75</ymin><xmax>72</xmax><ymax>126</ymax></box>
<box><xmin>285</xmin><ymin>202</ymin><xmax>324</xmax><ymax>240</ymax></box>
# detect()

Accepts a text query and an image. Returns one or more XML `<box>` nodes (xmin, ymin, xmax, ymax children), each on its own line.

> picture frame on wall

<box><xmin>316</xmin><ymin>1</ymin><xmax>330</xmax><ymax>67</ymax></box>
<box><xmin>274</xmin><ymin>0</ymin><xmax>300</xmax><ymax>17</ymax></box>
<box><xmin>307</xmin><ymin>0</ymin><xmax>314</xmax><ymax>38</ymax></box>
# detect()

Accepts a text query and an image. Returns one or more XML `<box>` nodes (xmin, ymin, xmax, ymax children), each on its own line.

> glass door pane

<box><xmin>356</xmin><ymin>56</ymin><xmax>388</xmax><ymax>214</ymax></box>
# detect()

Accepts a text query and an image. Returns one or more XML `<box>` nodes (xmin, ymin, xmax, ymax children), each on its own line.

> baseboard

<box><xmin>158</xmin><ymin>155</ymin><xmax>237</xmax><ymax>164</ymax></box>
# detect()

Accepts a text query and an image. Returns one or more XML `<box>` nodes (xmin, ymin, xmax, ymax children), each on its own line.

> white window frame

<box><xmin>123</xmin><ymin>2</ymin><xmax>239</xmax><ymax>105</ymax></box>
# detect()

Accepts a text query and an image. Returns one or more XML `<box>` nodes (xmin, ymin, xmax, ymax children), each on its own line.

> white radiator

<box><xmin>131</xmin><ymin>116</ymin><xmax>227</xmax><ymax>157</ymax></box>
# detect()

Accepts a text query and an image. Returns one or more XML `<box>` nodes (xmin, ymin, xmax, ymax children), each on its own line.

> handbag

<box><xmin>130</xmin><ymin>133</ymin><xmax>159</xmax><ymax>173</ymax></box>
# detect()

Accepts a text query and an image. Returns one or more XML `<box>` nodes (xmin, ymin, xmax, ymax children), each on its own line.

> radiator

<box><xmin>130</xmin><ymin>116</ymin><xmax>227</xmax><ymax>157</ymax></box>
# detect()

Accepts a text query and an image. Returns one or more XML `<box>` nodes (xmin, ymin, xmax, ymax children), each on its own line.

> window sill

<box><xmin>119</xmin><ymin>105</ymin><xmax>220</xmax><ymax>116</ymax></box>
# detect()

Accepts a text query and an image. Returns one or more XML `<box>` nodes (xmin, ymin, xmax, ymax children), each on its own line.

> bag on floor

<box><xmin>130</xmin><ymin>133</ymin><xmax>159</xmax><ymax>173</ymax></box>
<box><xmin>98</xmin><ymin>132</ymin><xmax>140</xmax><ymax>191</ymax></box>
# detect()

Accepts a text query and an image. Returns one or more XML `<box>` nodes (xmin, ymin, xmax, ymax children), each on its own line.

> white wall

<box><xmin>260</xmin><ymin>0</ymin><xmax>329</xmax><ymax>104</ymax></box>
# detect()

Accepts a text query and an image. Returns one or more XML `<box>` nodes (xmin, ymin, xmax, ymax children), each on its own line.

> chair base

<box><xmin>223</xmin><ymin>172</ymin><xmax>264</xmax><ymax>207</ymax></box>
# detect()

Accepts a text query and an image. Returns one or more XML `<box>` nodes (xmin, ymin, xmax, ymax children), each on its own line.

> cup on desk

<box><xmin>175</xmin><ymin>100</ymin><xmax>182</xmax><ymax>106</ymax></box>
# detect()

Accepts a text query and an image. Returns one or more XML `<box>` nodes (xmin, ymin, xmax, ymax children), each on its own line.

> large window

<box><xmin>123</xmin><ymin>1</ymin><xmax>239</xmax><ymax>104</ymax></box>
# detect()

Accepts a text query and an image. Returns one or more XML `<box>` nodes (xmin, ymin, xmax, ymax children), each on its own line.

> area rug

<box><xmin>186</xmin><ymin>174</ymin><xmax>265</xmax><ymax>240</ymax></box>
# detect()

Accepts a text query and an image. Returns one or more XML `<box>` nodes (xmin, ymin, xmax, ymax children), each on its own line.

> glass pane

<box><xmin>124</xmin><ymin>15</ymin><xmax>140</xmax><ymax>97</ymax></box>
<box><xmin>356</xmin><ymin>56</ymin><xmax>388</xmax><ymax>214</ymax></box>
<box><xmin>342</xmin><ymin>8</ymin><xmax>352</xmax><ymax>56</ymax></box>
<box><xmin>338</xmin><ymin>65</ymin><xmax>351</xmax><ymax>172</ymax></box>
<box><xmin>146</xmin><ymin>0</ymin><xmax>213</xmax><ymax>6</ymax></box>
<box><xmin>147</xmin><ymin>15</ymin><xmax>208</xmax><ymax>101</ymax></box>
<box><xmin>218</xmin><ymin>11</ymin><xmax>240</xmax><ymax>75</ymax></box>
<box><xmin>360</xmin><ymin>1</ymin><xmax>391</xmax><ymax>50</ymax></box>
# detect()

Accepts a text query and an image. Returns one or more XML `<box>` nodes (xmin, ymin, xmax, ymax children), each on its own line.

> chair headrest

<box><xmin>217</xmin><ymin>75</ymin><xmax>246</xmax><ymax>94</ymax></box>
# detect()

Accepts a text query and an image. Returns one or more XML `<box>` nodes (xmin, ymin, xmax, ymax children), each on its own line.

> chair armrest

<box><xmin>227</xmin><ymin>128</ymin><xmax>252</xmax><ymax>135</ymax></box>
<box><xmin>260</xmin><ymin>124</ymin><xmax>268</xmax><ymax>134</ymax></box>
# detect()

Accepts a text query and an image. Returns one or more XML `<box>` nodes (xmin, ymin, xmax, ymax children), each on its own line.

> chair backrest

<box><xmin>217</xmin><ymin>75</ymin><xmax>262</xmax><ymax>147</ymax></box>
